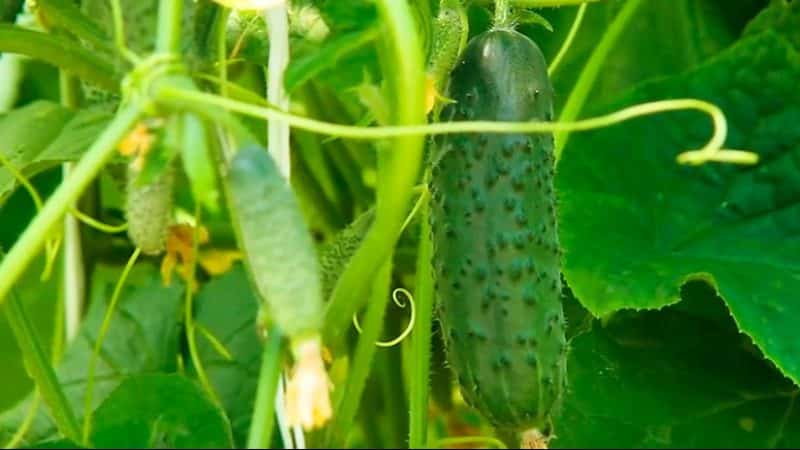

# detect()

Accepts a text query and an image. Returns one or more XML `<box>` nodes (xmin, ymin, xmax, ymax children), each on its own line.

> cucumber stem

<box><xmin>495</xmin><ymin>0</ymin><xmax>511</xmax><ymax>27</ymax></box>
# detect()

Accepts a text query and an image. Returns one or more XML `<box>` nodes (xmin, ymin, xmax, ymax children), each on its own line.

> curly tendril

<box><xmin>353</xmin><ymin>288</ymin><xmax>417</xmax><ymax>348</ymax></box>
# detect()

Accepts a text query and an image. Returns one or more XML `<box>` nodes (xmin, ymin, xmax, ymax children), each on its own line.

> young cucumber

<box><xmin>125</xmin><ymin>163</ymin><xmax>174</xmax><ymax>256</ymax></box>
<box><xmin>428</xmin><ymin>28</ymin><xmax>567</xmax><ymax>441</ymax></box>
<box><xmin>226</xmin><ymin>145</ymin><xmax>324</xmax><ymax>340</ymax></box>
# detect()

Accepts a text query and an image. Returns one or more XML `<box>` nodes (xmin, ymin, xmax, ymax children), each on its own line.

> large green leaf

<box><xmin>744</xmin><ymin>0</ymin><xmax>800</xmax><ymax>50</ymax></box>
<box><xmin>0</xmin><ymin>101</ymin><xmax>73</xmax><ymax>203</ymax></box>
<box><xmin>557</xmin><ymin>30</ymin><xmax>800</xmax><ymax>383</ymax></box>
<box><xmin>188</xmin><ymin>264</ymin><xmax>262</xmax><ymax>448</ymax></box>
<box><xmin>0</xmin><ymin>103</ymin><xmax>111</xmax><ymax>206</ymax></box>
<box><xmin>552</xmin><ymin>296</ymin><xmax>799</xmax><ymax>448</ymax></box>
<box><xmin>0</xmin><ymin>263</ymin><xmax>183</xmax><ymax>445</ymax></box>
<box><xmin>90</xmin><ymin>374</ymin><xmax>233</xmax><ymax>448</ymax></box>
<box><xmin>524</xmin><ymin>0</ymin><xmax>763</xmax><ymax>112</ymax></box>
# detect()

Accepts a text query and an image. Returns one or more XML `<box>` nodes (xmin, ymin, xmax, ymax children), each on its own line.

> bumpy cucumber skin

<box><xmin>125</xmin><ymin>164</ymin><xmax>174</xmax><ymax>256</ymax></box>
<box><xmin>428</xmin><ymin>28</ymin><xmax>566</xmax><ymax>432</ymax></box>
<box><xmin>227</xmin><ymin>146</ymin><xmax>324</xmax><ymax>340</ymax></box>
<box><xmin>318</xmin><ymin>207</ymin><xmax>375</xmax><ymax>302</ymax></box>
<box><xmin>427</xmin><ymin>0</ymin><xmax>468</xmax><ymax>87</ymax></box>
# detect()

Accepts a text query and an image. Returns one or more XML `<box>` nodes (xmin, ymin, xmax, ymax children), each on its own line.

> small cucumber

<box><xmin>428</xmin><ymin>27</ymin><xmax>566</xmax><ymax>439</ymax></box>
<box><xmin>318</xmin><ymin>207</ymin><xmax>375</xmax><ymax>302</ymax></box>
<box><xmin>226</xmin><ymin>145</ymin><xmax>323</xmax><ymax>340</ymax></box>
<box><xmin>125</xmin><ymin>163</ymin><xmax>174</xmax><ymax>256</ymax></box>
<box><xmin>425</xmin><ymin>0</ymin><xmax>469</xmax><ymax>114</ymax></box>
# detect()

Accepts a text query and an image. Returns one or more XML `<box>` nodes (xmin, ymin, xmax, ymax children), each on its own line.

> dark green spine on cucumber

<box><xmin>428</xmin><ymin>28</ymin><xmax>566</xmax><ymax>434</ymax></box>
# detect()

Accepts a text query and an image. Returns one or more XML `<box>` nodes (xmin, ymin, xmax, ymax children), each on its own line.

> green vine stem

<box><xmin>408</xmin><ymin>199</ymin><xmax>435</xmax><ymax>449</ymax></box>
<box><xmin>155</xmin><ymin>86</ymin><xmax>758</xmax><ymax>165</ymax></box>
<box><xmin>322</xmin><ymin>0</ymin><xmax>426</xmax><ymax>344</ymax></box>
<box><xmin>554</xmin><ymin>0</ymin><xmax>644</xmax><ymax>160</ymax></box>
<box><xmin>548</xmin><ymin>2</ymin><xmax>588</xmax><ymax>76</ymax></box>
<box><xmin>246</xmin><ymin>329</ymin><xmax>285</xmax><ymax>449</ymax></box>
<box><xmin>495</xmin><ymin>0</ymin><xmax>511</xmax><ymax>28</ymax></box>
<box><xmin>155</xmin><ymin>0</ymin><xmax>184</xmax><ymax>54</ymax></box>
<box><xmin>4</xmin><ymin>290</ymin><xmax>81</xmax><ymax>443</ymax></box>
<box><xmin>0</xmin><ymin>24</ymin><xmax>119</xmax><ymax>91</ymax></box>
<box><xmin>325</xmin><ymin>260</ymin><xmax>393</xmax><ymax>447</ymax></box>
<box><xmin>82</xmin><ymin>247</ymin><xmax>141</xmax><ymax>444</ymax></box>
<box><xmin>60</xmin><ymin>70</ymin><xmax>85</xmax><ymax>343</ymax></box>
<box><xmin>0</xmin><ymin>104</ymin><xmax>143</xmax><ymax>309</ymax></box>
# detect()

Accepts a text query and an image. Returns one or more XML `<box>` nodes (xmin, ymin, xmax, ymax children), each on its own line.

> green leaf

<box><xmin>90</xmin><ymin>374</ymin><xmax>233</xmax><ymax>448</ymax></box>
<box><xmin>189</xmin><ymin>265</ymin><xmax>262</xmax><ymax>448</ymax></box>
<box><xmin>36</xmin><ymin>0</ymin><xmax>115</xmax><ymax>56</ymax></box>
<box><xmin>557</xmin><ymin>31</ymin><xmax>800</xmax><ymax>382</ymax></box>
<box><xmin>0</xmin><ymin>24</ymin><xmax>120</xmax><ymax>91</ymax></box>
<box><xmin>553</xmin><ymin>296</ymin><xmax>800</xmax><ymax>448</ymax></box>
<box><xmin>0</xmin><ymin>104</ymin><xmax>114</xmax><ymax>206</ymax></box>
<box><xmin>20</xmin><ymin>438</ymin><xmax>85</xmax><ymax>449</ymax></box>
<box><xmin>0</xmin><ymin>264</ymin><xmax>183</xmax><ymax>445</ymax></box>
<box><xmin>0</xmin><ymin>101</ymin><xmax>73</xmax><ymax>203</ymax></box>
<box><xmin>285</xmin><ymin>26</ymin><xmax>380</xmax><ymax>93</ymax></box>
<box><xmin>744</xmin><ymin>0</ymin><xmax>800</xmax><ymax>51</ymax></box>
<box><xmin>524</xmin><ymin>0</ymin><xmax>754</xmax><ymax>112</ymax></box>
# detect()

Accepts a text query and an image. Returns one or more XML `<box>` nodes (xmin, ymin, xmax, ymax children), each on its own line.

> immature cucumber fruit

<box><xmin>428</xmin><ymin>28</ymin><xmax>566</xmax><ymax>440</ymax></box>
<box><xmin>226</xmin><ymin>145</ymin><xmax>323</xmax><ymax>340</ymax></box>
<box><xmin>318</xmin><ymin>207</ymin><xmax>375</xmax><ymax>302</ymax></box>
<box><xmin>125</xmin><ymin>163</ymin><xmax>174</xmax><ymax>256</ymax></box>
<box><xmin>425</xmin><ymin>0</ymin><xmax>469</xmax><ymax>114</ymax></box>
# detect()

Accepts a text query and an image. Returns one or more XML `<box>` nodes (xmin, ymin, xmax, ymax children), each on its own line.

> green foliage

<box><xmin>557</xmin><ymin>29</ymin><xmax>800</xmax><ymax>383</ymax></box>
<box><xmin>0</xmin><ymin>264</ymin><xmax>183</xmax><ymax>445</ymax></box>
<box><xmin>89</xmin><ymin>374</ymin><xmax>233</xmax><ymax>448</ymax></box>
<box><xmin>1</xmin><ymin>0</ymin><xmax>800</xmax><ymax>449</ymax></box>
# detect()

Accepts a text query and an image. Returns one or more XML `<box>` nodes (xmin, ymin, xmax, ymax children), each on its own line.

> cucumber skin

<box><xmin>428</xmin><ymin>28</ymin><xmax>566</xmax><ymax>432</ymax></box>
<box><xmin>227</xmin><ymin>146</ymin><xmax>324</xmax><ymax>340</ymax></box>
<box><xmin>125</xmin><ymin>164</ymin><xmax>174</xmax><ymax>256</ymax></box>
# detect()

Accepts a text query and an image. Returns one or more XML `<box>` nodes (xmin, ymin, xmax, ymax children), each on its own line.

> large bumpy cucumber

<box><xmin>428</xmin><ymin>28</ymin><xmax>566</xmax><ymax>442</ymax></box>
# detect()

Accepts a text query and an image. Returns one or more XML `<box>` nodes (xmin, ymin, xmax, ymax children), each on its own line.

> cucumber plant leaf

<box><xmin>744</xmin><ymin>0</ymin><xmax>800</xmax><ymax>51</ymax></box>
<box><xmin>553</xmin><ymin>293</ymin><xmax>799</xmax><ymax>448</ymax></box>
<box><xmin>0</xmin><ymin>104</ymin><xmax>112</xmax><ymax>206</ymax></box>
<box><xmin>89</xmin><ymin>373</ymin><xmax>234</xmax><ymax>448</ymax></box>
<box><xmin>0</xmin><ymin>101</ymin><xmax>73</xmax><ymax>204</ymax></box>
<box><xmin>557</xmin><ymin>31</ymin><xmax>800</xmax><ymax>383</ymax></box>
<box><xmin>0</xmin><ymin>264</ymin><xmax>183</xmax><ymax>445</ymax></box>
<box><xmin>187</xmin><ymin>264</ymin><xmax>262</xmax><ymax>448</ymax></box>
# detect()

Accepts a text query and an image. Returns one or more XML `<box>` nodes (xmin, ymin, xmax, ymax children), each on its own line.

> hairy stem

<box><xmin>408</xmin><ymin>202</ymin><xmax>434</xmax><ymax>448</ymax></box>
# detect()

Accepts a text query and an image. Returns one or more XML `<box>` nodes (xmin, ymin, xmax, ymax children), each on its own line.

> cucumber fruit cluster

<box><xmin>428</xmin><ymin>27</ymin><xmax>567</xmax><ymax>438</ymax></box>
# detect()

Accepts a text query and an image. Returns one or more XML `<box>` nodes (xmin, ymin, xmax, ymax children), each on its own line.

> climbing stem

<box><xmin>0</xmin><ymin>104</ymin><xmax>142</xmax><ymax>309</ymax></box>
<box><xmin>156</xmin><ymin>0</ymin><xmax>184</xmax><ymax>54</ymax></box>
<box><xmin>408</xmin><ymin>201</ymin><xmax>435</xmax><ymax>448</ymax></box>
<box><xmin>554</xmin><ymin>0</ymin><xmax>645</xmax><ymax>160</ymax></box>
<box><xmin>246</xmin><ymin>329</ymin><xmax>285</xmax><ymax>449</ymax></box>
<box><xmin>5</xmin><ymin>290</ymin><xmax>81</xmax><ymax>443</ymax></box>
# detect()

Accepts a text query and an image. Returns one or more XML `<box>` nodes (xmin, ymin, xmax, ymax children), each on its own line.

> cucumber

<box><xmin>318</xmin><ymin>207</ymin><xmax>375</xmax><ymax>302</ymax></box>
<box><xmin>226</xmin><ymin>145</ymin><xmax>323</xmax><ymax>341</ymax></box>
<box><xmin>425</xmin><ymin>0</ymin><xmax>469</xmax><ymax>114</ymax></box>
<box><xmin>428</xmin><ymin>28</ymin><xmax>566</xmax><ymax>440</ymax></box>
<box><xmin>125</xmin><ymin>163</ymin><xmax>174</xmax><ymax>256</ymax></box>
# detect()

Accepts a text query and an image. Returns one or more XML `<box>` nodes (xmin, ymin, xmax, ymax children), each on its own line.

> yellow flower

<box><xmin>284</xmin><ymin>336</ymin><xmax>333</xmax><ymax>430</ymax></box>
